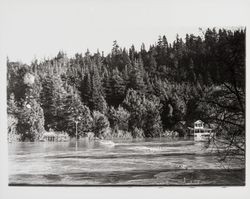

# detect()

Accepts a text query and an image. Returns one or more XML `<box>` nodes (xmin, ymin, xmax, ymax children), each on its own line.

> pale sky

<box><xmin>0</xmin><ymin>0</ymin><xmax>249</xmax><ymax>64</ymax></box>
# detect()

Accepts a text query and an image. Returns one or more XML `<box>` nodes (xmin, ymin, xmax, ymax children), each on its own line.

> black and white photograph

<box><xmin>0</xmin><ymin>0</ymin><xmax>250</xmax><ymax>198</ymax></box>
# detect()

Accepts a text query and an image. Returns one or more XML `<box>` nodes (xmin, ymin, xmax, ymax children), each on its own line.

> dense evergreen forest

<box><xmin>7</xmin><ymin>28</ymin><xmax>245</xmax><ymax>154</ymax></box>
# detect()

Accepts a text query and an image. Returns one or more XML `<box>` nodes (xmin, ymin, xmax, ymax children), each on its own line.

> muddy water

<box><xmin>8</xmin><ymin>138</ymin><xmax>245</xmax><ymax>185</ymax></box>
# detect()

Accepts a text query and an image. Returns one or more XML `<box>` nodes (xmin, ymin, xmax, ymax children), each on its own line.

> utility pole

<box><xmin>75</xmin><ymin>120</ymin><xmax>79</xmax><ymax>151</ymax></box>
<box><xmin>75</xmin><ymin>116</ymin><xmax>81</xmax><ymax>151</ymax></box>
<box><xmin>75</xmin><ymin>121</ymin><xmax>79</xmax><ymax>140</ymax></box>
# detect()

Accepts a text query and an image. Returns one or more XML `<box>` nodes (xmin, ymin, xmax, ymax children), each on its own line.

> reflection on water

<box><xmin>8</xmin><ymin>138</ymin><xmax>245</xmax><ymax>185</ymax></box>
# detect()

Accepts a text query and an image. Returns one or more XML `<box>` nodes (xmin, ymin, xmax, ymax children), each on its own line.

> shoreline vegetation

<box><xmin>8</xmin><ymin>129</ymin><xmax>181</xmax><ymax>143</ymax></box>
<box><xmin>7</xmin><ymin>28</ymin><xmax>245</xmax><ymax>162</ymax></box>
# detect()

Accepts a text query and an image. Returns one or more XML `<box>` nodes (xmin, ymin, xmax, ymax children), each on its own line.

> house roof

<box><xmin>194</xmin><ymin>120</ymin><xmax>204</xmax><ymax>124</ymax></box>
<box><xmin>57</xmin><ymin>133</ymin><xmax>68</xmax><ymax>137</ymax></box>
<box><xmin>42</xmin><ymin>131</ymin><xmax>56</xmax><ymax>137</ymax></box>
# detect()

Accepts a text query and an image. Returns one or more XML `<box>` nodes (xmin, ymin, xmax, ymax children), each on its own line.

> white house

<box><xmin>188</xmin><ymin>120</ymin><xmax>214</xmax><ymax>141</ymax></box>
<box><xmin>194</xmin><ymin>120</ymin><xmax>204</xmax><ymax>129</ymax></box>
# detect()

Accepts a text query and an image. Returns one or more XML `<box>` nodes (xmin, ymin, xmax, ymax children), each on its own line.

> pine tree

<box><xmin>162</xmin><ymin>35</ymin><xmax>168</xmax><ymax>48</ymax></box>
<box><xmin>80</xmin><ymin>72</ymin><xmax>92</xmax><ymax>108</ymax></box>
<box><xmin>104</xmin><ymin>69</ymin><xmax>126</xmax><ymax>107</ymax></box>
<box><xmin>64</xmin><ymin>87</ymin><xmax>93</xmax><ymax>137</ymax></box>
<box><xmin>144</xmin><ymin>95</ymin><xmax>163</xmax><ymax>137</ymax></box>
<box><xmin>123</xmin><ymin>89</ymin><xmax>162</xmax><ymax>137</ymax></box>
<box><xmin>188</xmin><ymin>58</ymin><xmax>196</xmax><ymax>83</ymax></box>
<box><xmin>92</xmin><ymin>111</ymin><xmax>110</xmax><ymax>138</ymax></box>
<box><xmin>128</xmin><ymin>59</ymin><xmax>146</xmax><ymax>92</ymax></box>
<box><xmin>40</xmin><ymin>74</ymin><xmax>67</xmax><ymax>131</ymax></box>
<box><xmin>109</xmin><ymin>106</ymin><xmax>130</xmax><ymax>131</ymax></box>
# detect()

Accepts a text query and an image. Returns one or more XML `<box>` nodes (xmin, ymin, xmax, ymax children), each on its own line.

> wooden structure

<box><xmin>57</xmin><ymin>133</ymin><xmax>69</xmax><ymax>142</ymax></box>
<box><xmin>40</xmin><ymin>130</ymin><xmax>69</xmax><ymax>142</ymax></box>
<box><xmin>188</xmin><ymin>120</ymin><xmax>214</xmax><ymax>141</ymax></box>
<box><xmin>41</xmin><ymin>131</ymin><xmax>56</xmax><ymax>142</ymax></box>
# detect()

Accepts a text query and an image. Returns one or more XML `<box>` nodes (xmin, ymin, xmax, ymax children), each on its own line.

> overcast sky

<box><xmin>0</xmin><ymin>0</ymin><xmax>248</xmax><ymax>64</ymax></box>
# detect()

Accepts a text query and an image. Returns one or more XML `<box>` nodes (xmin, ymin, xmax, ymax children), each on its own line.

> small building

<box><xmin>188</xmin><ymin>120</ymin><xmax>214</xmax><ymax>141</ymax></box>
<box><xmin>194</xmin><ymin>120</ymin><xmax>204</xmax><ymax>129</ymax></box>
<box><xmin>41</xmin><ymin>131</ymin><xmax>57</xmax><ymax>142</ymax></box>
<box><xmin>57</xmin><ymin>132</ymin><xmax>69</xmax><ymax>142</ymax></box>
<box><xmin>40</xmin><ymin>130</ymin><xmax>69</xmax><ymax>142</ymax></box>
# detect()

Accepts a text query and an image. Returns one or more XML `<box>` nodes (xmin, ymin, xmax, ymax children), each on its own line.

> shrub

<box><xmin>111</xmin><ymin>129</ymin><xmax>133</xmax><ymax>140</ymax></box>
<box><xmin>8</xmin><ymin>115</ymin><xmax>20</xmax><ymax>142</ymax></box>
<box><xmin>109</xmin><ymin>106</ymin><xmax>130</xmax><ymax>131</ymax></box>
<box><xmin>132</xmin><ymin>127</ymin><xmax>145</xmax><ymax>138</ymax></box>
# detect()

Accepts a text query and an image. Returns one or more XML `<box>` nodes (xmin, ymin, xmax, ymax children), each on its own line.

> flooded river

<box><xmin>8</xmin><ymin>138</ymin><xmax>245</xmax><ymax>186</ymax></box>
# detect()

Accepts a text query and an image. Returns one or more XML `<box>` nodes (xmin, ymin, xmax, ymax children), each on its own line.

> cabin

<box><xmin>40</xmin><ymin>130</ymin><xmax>69</xmax><ymax>142</ymax></box>
<box><xmin>57</xmin><ymin>132</ymin><xmax>69</xmax><ymax>142</ymax></box>
<box><xmin>41</xmin><ymin>131</ymin><xmax>56</xmax><ymax>142</ymax></box>
<box><xmin>188</xmin><ymin>120</ymin><xmax>214</xmax><ymax>141</ymax></box>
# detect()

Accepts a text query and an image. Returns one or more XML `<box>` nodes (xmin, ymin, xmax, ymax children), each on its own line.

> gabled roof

<box><xmin>194</xmin><ymin>120</ymin><xmax>204</xmax><ymax>124</ymax></box>
<box><xmin>42</xmin><ymin>131</ymin><xmax>56</xmax><ymax>137</ymax></box>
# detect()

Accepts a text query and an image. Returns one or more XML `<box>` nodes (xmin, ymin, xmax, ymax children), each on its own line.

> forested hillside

<box><xmin>7</xmin><ymin>28</ymin><xmax>245</xmax><ymax>152</ymax></box>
